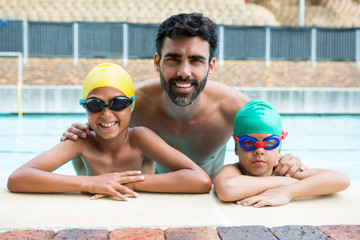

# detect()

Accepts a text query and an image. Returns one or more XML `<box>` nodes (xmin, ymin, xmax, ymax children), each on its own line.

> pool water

<box><xmin>0</xmin><ymin>114</ymin><xmax>86</xmax><ymax>186</ymax></box>
<box><xmin>1</xmin><ymin>114</ymin><xmax>359</xmax><ymax>186</ymax></box>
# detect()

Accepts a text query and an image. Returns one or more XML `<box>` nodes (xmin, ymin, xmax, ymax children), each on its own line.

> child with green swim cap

<box><xmin>214</xmin><ymin>99</ymin><xmax>350</xmax><ymax>207</ymax></box>
<box><xmin>8</xmin><ymin>63</ymin><xmax>211</xmax><ymax>200</ymax></box>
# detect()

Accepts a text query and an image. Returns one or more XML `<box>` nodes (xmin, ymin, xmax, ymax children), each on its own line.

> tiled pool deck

<box><xmin>1</xmin><ymin>225</ymin><xmax>359</xmax><ymax>239</ymax></box>
<box><xmin>0</xmin><ymin>182</ymin><xmax>359</xmax><ymax>239</ymax></box>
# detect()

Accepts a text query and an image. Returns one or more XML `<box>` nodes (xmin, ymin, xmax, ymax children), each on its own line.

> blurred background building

<box><xmin>0</xmin><ymin>0</ymin><xmax>359</xmax><ymax>114</ymax></box>
<box><xmin>0</xmin><ymin>0</ymin><xmax>359</xmax><ymax>27</ymax></box>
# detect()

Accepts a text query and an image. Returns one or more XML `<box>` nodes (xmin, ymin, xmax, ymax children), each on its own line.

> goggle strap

<box><xmin>79</xmin><ymin>99</ymin><xmax>85</xmax><ymax>108</ymax></box>
<box><xmin>233</xmin><ymin>134</ymin><xmax>240</xmax><ymax>143</ymax></box>
<box><xmin>130</xmin><ymin>96</ymin><xmax>135</xmax><ymax>109</ymax></box>
<box><xmin>280</xmin><ymin>131</ymin><xmax>288</xmax><ymax>141</ymax></box>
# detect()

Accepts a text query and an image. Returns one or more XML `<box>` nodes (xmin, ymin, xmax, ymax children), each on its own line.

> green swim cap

<box><xmin>234</xmin><ymin>99</ymin><xmax>282</xmax><ymax>137</ymax></box>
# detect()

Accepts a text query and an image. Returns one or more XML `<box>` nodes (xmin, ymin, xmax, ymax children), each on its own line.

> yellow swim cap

<box><xmin>82</xmin><ymin>63</ymin><xmax>135</xmax><ymax>111</ymax></box>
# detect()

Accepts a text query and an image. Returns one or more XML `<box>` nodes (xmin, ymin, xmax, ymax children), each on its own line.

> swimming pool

<box><xmin>1</xmin><ymin>114</ymin><xmax>359</xmax><ymax>186</ymax></box>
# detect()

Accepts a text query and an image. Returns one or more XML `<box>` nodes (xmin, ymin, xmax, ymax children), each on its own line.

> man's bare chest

<box><xmin>146</xmin><ymin>114</ymin><xmax>233</xmax><ymax>157</ymax></box>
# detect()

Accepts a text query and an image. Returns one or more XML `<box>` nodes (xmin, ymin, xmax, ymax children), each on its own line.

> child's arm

<box><xmin>237</xmin><ymin>168</ymin><xmax>351</xmax><ymax>207</ymax></box>
<box><xmin>7</xmin><ymin>140</ymin><xmax>143</xmax><ymax>200</ymax></box>
<box><xmin>214</xmin><ymin>163</ymin><xmax>298</xmax><ymax>202</ymax></box>
<box><xmin>127</xmin><ymin>127</ymin><xmax>212</xmax><ymax>193</ymax></box>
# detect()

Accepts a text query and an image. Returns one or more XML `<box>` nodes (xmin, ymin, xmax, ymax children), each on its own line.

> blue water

<box><xmin>1</xmin><ymin>114</ymin><xmax>359</xmax><ymax>186</ymax></box>
<box><xmin>0</xmin><ymin>114</ymin><xmax>87</xmax><ymax>186</ymax></box>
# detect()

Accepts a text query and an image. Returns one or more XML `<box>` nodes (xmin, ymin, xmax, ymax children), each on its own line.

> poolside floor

<box><xmin>0</xmin><ymin>183</ymin><xmax>359</xmax><ymax>239</ymax></box>
<box><xmin>1</xmin><ymin>225</ymin><xmax>359</xmax><ymax>239</ymax></box>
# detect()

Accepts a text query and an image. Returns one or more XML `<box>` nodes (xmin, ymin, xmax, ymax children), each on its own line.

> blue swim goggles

<box><xmin>233</xmin><ymin>131</ymin><xmax>288</xmax><ymax>151</ymax></box>
<box><xmin>79</xmin><ymin>96</ymin><xmax>135</xmax><ymax>113</ymax></box>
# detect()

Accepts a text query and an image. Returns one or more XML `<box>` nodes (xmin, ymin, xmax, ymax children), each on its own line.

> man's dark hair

<box><xmin>155</xmin><ymin>13</ymin><xmax>218</xmax><ymax>62</ymax></box>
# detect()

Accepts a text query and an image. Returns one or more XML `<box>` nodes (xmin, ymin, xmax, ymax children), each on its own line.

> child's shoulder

<box><xmin>129</xmin><ymin>126</ymin><xmax>153</xmax><ymax>134</ymax></box>
<box><xmin>56</xmin><ymin>133</ymin><xmax>97</xmax><ymax>160</ymax></box>
<box><xmin>69</xmin><ymin>132</ymin><xmax>97</xmax><ymax>150</ymax></box>
<box><xmin>215</xmin><ymin>163</ymin><xmax>243</xmax><ymax>183</ymax></box>
<box><xmin>128</xmin><ymin>126</ymin><xmax>157</xmax><ymax>141</ymax></box>
<box><xmin>220</xmin><ymin>163</ymin><xmax>242</xmax><ymax>174</ymax></box>
<box><xmin>128</xmin><ymin>126</ymin><xmax>166</xmax><ymax>146</ymax></box>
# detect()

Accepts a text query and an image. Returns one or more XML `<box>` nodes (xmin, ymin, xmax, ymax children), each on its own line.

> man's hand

<box><xmin>61</xmin><ymin>123</ymin><xmax>91</xmax><ymax>141</ymax></box>
<box><xmin>273</xmin><ymin>153</ymin><xmax>307</xmax><ymax>177</ymax></box>
<box><xmin>86</xmin><ymin>171</ymin><xmax>145</xmax><ymax>201</ymax></box>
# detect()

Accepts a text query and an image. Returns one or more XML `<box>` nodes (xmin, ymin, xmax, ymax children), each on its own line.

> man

<box><xmin>63</xmin><ymin>13</ymin><xmax>304</xmax><ymax>180</ymax></box>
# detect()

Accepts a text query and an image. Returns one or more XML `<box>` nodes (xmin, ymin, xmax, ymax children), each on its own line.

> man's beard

<box><xmin>160</xmin><ymin>71</ymin><xmax>208</xmax><ymax>107</ymax></box>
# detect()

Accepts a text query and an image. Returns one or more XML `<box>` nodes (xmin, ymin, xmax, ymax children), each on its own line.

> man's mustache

<box><xmin>168</xmin><ymin>77</ymin><xmax>198</xmax><ymax>86</ymax></box>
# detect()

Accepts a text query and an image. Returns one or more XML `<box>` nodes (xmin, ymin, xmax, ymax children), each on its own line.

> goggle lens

<box><xmin>242</xmin><ymin>139</ymin><xmax>256</xmax><ymax>149</ymax></box>
<box><xmin>86</xmin><ymin>99</ymin><xmax>103</xmax><ymax>112</ymax></box>
<box><xmin>79</xmin><ymin>96</ymin><xmax>134</xmax><ymax>113</ymax></box>
<box><xmin>111</xmin><ymin>97</ymin><xmax>131</xmax><ymax>111</ymax></box>
<box><xmin>265</xmin><ymin>138</ymin><xmax>279</xmax><ymax>148</ymax></box>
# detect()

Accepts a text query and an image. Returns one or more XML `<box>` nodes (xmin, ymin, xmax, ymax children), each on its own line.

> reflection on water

<box><xmin>0</xmin><ymin>114</ymin><xmax>86</xmax><ymax>186</ymax></box>
<box><xmin>1</xmin><ymin>114</ymin><xmax>359</xmax><ymax>186</ymax></box>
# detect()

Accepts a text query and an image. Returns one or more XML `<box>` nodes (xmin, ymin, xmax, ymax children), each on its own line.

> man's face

<box><xmin>155</xmin><ymin>36</ymin><xmax>215</xmax><ymax>107</ymax></box>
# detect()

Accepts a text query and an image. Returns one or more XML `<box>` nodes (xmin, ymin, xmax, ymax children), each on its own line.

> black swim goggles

<box><xmin>79</xmin><ymin>96</ymin><xmax>135</xmax><ymax>113</ymax></box>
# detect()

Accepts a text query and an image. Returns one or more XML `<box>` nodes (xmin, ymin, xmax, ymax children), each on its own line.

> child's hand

<box><xmin>86</xmin><ymin>171</ymin><xmax>145</xmax><ymax>201</ymax></box>
<box><xmin>236</xmin><ymin>187</ymin><xmax>292</xmax><ymax>208</ymax></box>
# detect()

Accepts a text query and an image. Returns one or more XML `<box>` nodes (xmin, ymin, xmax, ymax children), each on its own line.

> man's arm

<box><xmin>61</xmin><ymin>123</ymin><xmax>91</xmax><ymax>141</ymax></box>
<box><xmin>214</xmin><ymin>163</ymin><xmax>298</xmax><ymax>202</ymax></box>
<box><xmin>273</xmin><ymin>153</ymin><xmax>307</xmax><ymax>177</ymax></box>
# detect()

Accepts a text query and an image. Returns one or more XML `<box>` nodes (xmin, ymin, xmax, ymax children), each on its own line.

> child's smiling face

<box><xmin>235</xmin><ymin>132</ymin><xmax>280</xmax><ymax>177</ymax></box>
<box><xmin>86</xmin><ymin>86</ymin><xmax>131</xmax><ymax>140</ymax></box>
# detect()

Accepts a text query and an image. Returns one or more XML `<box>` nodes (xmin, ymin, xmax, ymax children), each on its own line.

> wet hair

<box><xmin>155</xmin><ymin>13</ymin><xmax>218</xmax><ymax>62</ymax></box>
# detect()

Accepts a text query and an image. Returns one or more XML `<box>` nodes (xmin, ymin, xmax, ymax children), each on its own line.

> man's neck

<box><xmin>161</xmin><ymin>92</ymin><xmax>205</xmax><ymax>121</ymax></box>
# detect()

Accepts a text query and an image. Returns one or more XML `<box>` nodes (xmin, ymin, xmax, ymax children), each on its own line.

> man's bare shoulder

<box><xmin>133</xmin><ymin>79</ymin><xmax>162</xmax><ymax>109</ymax></box>
<box><xmin>205</xmin><ymin>81</ymin><xmax>250</xmax><ymax>115</ymax></box>
<box><xmin>131</xmin><ymin>80</ymin><xmax>162</xmax><ymax>126</ymax></box>
<box><xmin>206</xmin><ymin>81</ymin><xmax>248</xmax><ymax>100</ymax></box>
<box><xmin>135</xmin><ymin>79</ymin><xmax>161</xmax><ymax>94</ymax></box>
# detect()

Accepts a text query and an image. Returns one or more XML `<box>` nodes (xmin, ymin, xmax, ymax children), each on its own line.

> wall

<box><xmin>239</xmin><ymin>87</ymin><xmax>360</xmax><ymax>114</ymax></box>
<box><xmin>1</xmin><ymin>86</ymin><xmax>359</xmax><ymax>114</ymax></box>
<box><xmin>1</xmin><ymin>58</ymin><xmax>359</xmax><ymax>87</ymax></box>
<box><xmin>0</xmin><ymin>57</ymin><xmax>359</xmax><ymax>114</ymax></box>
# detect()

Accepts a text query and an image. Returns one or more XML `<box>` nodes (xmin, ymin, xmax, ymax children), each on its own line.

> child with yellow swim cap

<box><xmin>8</xmin><ymin>63</ymin><xmax>211</xmax><ymax>200</ymax></box>
<box><xmin>214</xmin><ymin>99</ymin><xmax>350</xmax><ymax>207</ymax></box>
